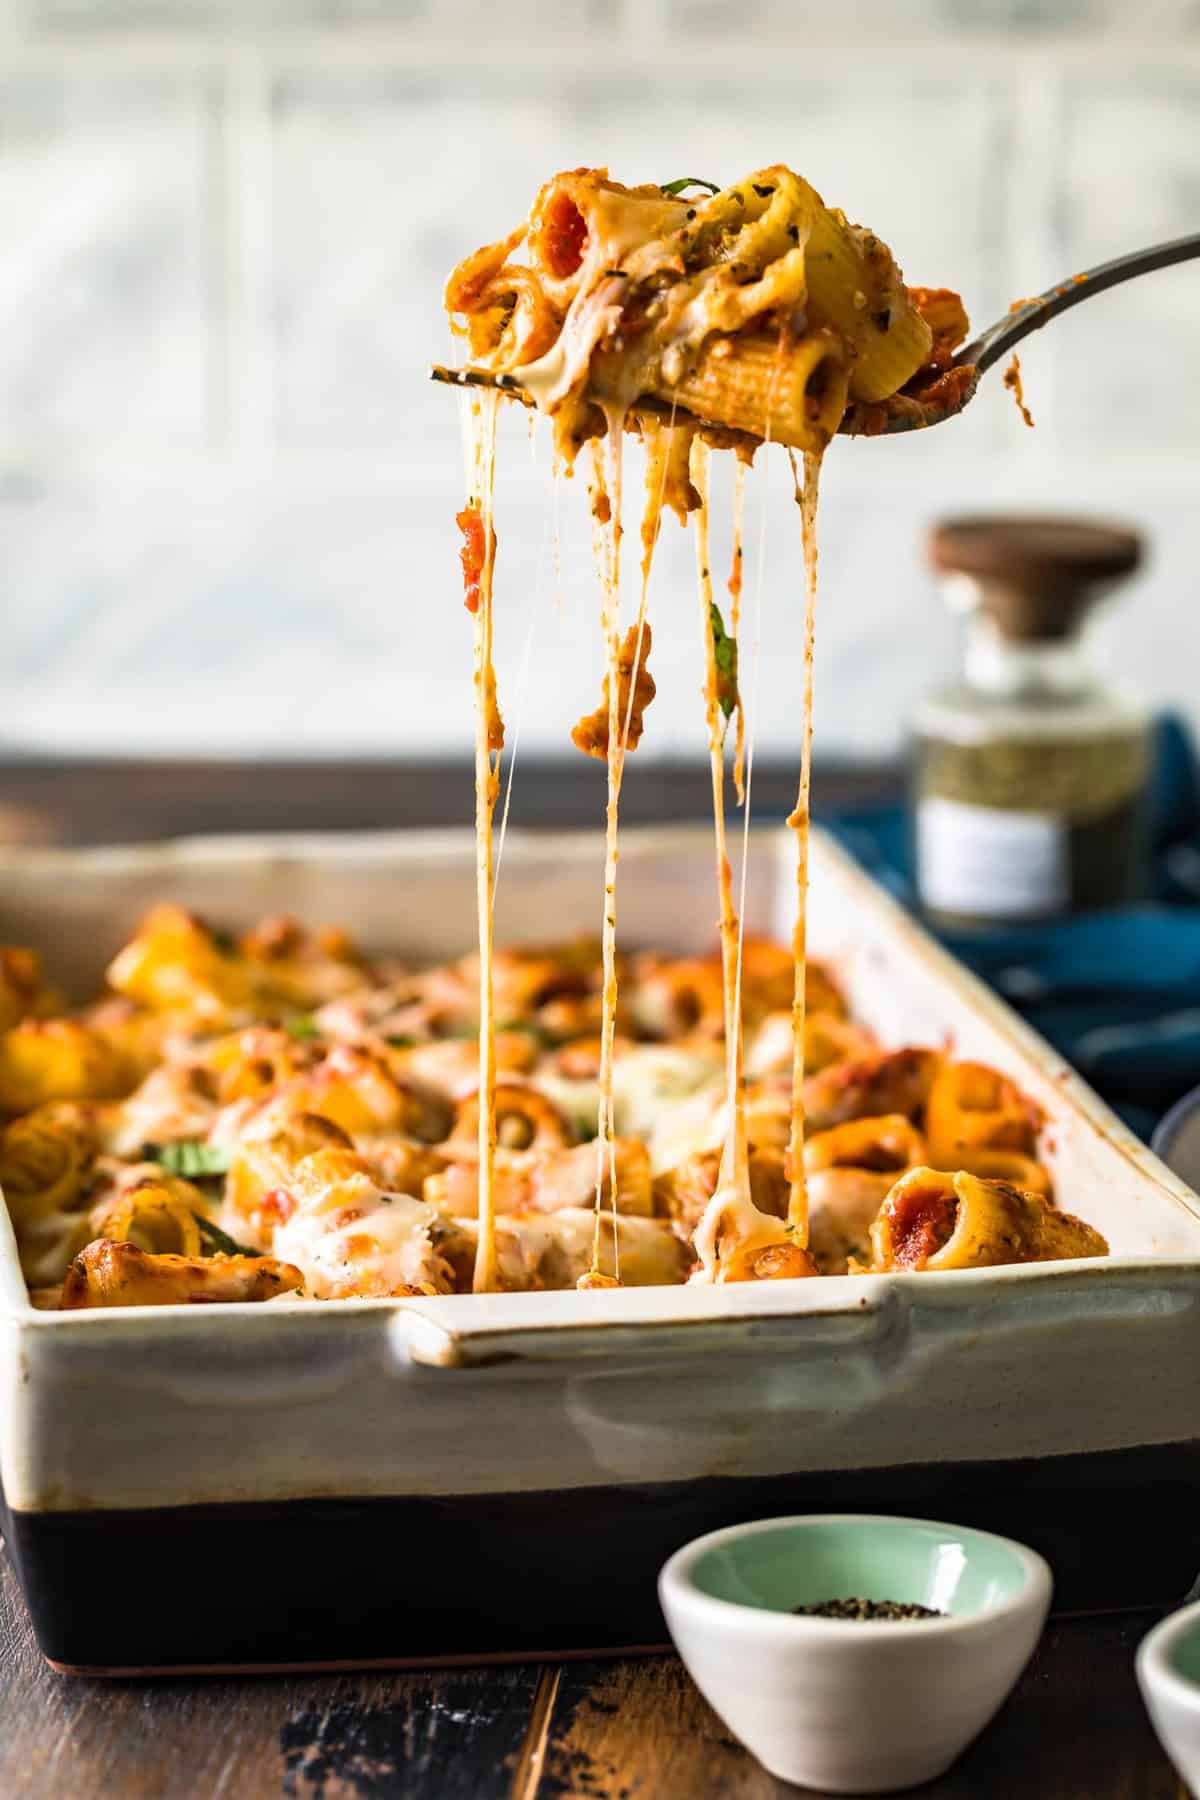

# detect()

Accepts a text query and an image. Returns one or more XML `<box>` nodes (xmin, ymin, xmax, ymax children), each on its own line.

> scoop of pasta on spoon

<box><xmin>438</xmin><ymin>167</ymin><xmax>1174</xmax><ymax>1295</ymax></box>
<box><xmin>433</xmin><ymin>210</ymin><xmax>1200</xmax><ymax>443</ymax></box>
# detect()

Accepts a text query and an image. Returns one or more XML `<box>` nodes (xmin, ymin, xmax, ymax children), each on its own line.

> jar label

<box><xmin>917</xmin><ymin>796</ymin><xmax>1069</xmax><ymax>919</ymax></box>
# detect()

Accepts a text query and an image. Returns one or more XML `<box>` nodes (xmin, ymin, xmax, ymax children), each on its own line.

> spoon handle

<box><xmin>958</xmin><ymin>231</ymin><xmax>1200</xmax><ymax>374</ymax></box>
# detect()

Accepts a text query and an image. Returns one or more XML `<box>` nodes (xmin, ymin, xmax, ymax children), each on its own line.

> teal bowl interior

<box><xmin>689</xmin><ymin>1518</ymin><xmax>1032</xmax><ymax>1618</ymax></box>
<box><xmin>1168</xmin><ymin>1617</ymin><xmax>1200</xmax><ymax>1685</ymax></box>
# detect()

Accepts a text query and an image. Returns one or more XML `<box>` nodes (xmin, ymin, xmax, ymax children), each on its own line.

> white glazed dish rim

<box><xmin>0</xmin><ymin>820</ymin><xmax>1197</xmax><ymax>1348</ymax></box>
<box><xmin>3</xmin><ymin>825</ymin><xmax>1199</xmax><ymax>1518</ymax></box>
<box><xmin>659</xmin><ymin>1512</ymin><xmax>1054</xmax><ymax>1642</ymax></box>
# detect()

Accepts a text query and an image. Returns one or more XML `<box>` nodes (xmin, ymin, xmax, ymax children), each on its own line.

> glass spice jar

<box><xmin>912</xmin><ymin>515</ymin><xmax>1150</xmax><ymax>928</ymax></box>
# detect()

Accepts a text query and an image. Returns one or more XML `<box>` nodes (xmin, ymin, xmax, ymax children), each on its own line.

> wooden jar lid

<box><xmin>928</xmin><ymin>515</ymin><xmax>1143</xmax><ymax>640</ymax></box>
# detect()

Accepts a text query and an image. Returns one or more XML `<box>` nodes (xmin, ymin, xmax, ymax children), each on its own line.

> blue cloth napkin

<box><xmin>819</xmin><ymin>717</ymin><xmax>1200</xmax><ymax>1142</ymax></box>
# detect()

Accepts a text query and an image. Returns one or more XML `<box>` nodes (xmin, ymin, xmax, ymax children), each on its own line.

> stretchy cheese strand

<box><xmin>690</xmin><ymin>438</ymin><xmax>816</xmax><ymax>1286</ymax></box>
<box><xmin>580</xmin><ymin>413</ymin><xmax>682</xmax><ymax>1287</ymax></box>
<box><xmin>468</xmin><ymin>390</ymin><xmax>501</xmax><ymax>1292</ymax></box>
<box><xmin>691</xmin><ymin>439</ymin><xmax>748</xmax><ymax>1202</ymax></box>
<box><xmin>583</xmin><ymin>420</ymin><xmax>625</xmax><ymax>1287</ymax></box>
<box><xmin>785</xmin><ymin>446</ymin><xmax>822</xmax><ymax>1248</ymax></box>
<box><xmin>730</xmin><ymin>438</ymin><xmax>770</xmax><ymax>1185</ymax></box>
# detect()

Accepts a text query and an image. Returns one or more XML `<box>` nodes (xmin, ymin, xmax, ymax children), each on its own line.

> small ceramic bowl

<box><xmin>658</xmin><ymin>1513</ymin><xmax>1052</xmax><ymax>1795</ymax></box>
<box><xmin>1137</xmin><ymin>1599</ymin><xmax>1200</xmax><ymax>1795</ymax></box>
<box><xmin>1152</xmin><ymin>1087</ymin><xmax>1200</xmax><ymax>1192</ymax></box>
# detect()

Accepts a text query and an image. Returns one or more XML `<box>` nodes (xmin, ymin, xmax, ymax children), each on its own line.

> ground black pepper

<box><xmin>793</xmin><ymin>1597</ymin><xmax>945</xmax><ymax>1620</ymax></box>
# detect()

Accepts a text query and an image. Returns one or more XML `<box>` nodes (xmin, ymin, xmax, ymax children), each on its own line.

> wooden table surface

<box><xmin>0</xmin><ymin>1555</ymin><xmax>1181</xmax><ymax>1799</ymax></box>
<box><xmin>0</xmin><ymin>758</ymin><xmax>1187</xmax><ymax>1799</ymax></box>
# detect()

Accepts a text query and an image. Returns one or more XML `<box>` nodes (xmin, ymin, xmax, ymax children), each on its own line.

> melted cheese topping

<box><xmin>456</xmin><ymin>1205</ymin><xmax>689</xmax><ymax>1292</ymax></box>
<box><xmin>275</xmin><ymin>1175</ymin><xmax>446</xmax><ymax>1300</ymax></box>
<box><xmin>104</xmin><ymin>1066</ymin><xmax>216</xmax><ymax>1157</ymax></box>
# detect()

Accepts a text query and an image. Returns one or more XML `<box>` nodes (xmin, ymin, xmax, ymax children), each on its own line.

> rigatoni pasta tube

<box><xmin>955</xmin><ymin>1147</ymin><xmax>1052</xmax><ymax>1198</ymax></box>
<box><xmin>803</xmin><ymin>1114</ymin><xmax>928</xmax><ymax>1276</ymax></box>
<box><xmin>804</xmin><ymin>204</ymin><xmax>933</xmax><ymax>401</ymax></box>
<box><xmin>653</xmin><ymin>328</ymin><xmax>849</xmax><ymax>454</ymax></box>
<box><xmin>868</xmin><ymin>1167</ymin><xmax>1106</xmax><ymax>1272</ymax></box>
<box><xmin>803</xmin><ymin>1113</ymin><xmax>927</xmax><ymax>1176</ymax></box>
<box><xmin>0</xmin><ymin>947</ymin><xmax>61</xmax><ymax>1034</ymax></box>
<box><xmin>925</xmin><ymin>1061</ymin><xmax>1039</xmax><ymax>1167</ymax></box>
<box><xmin>0</xmin><ymin>1106</ymin><xmax>95</xmax><ymax>1228</ymax></box>
<box><xmin>89</xmin><ymin>1181</ymin><xmax>205</xmax><ymax>1259</ymax></box>
<box><xmin>0</xmin><ymin>1019</ymin><xmax>133</xmax><ymax>1113</ymax></box>
<box><xmin>60</xmin><ymin>1240</ymin><xmax>303</xmax><ymax>1309</ymax></box>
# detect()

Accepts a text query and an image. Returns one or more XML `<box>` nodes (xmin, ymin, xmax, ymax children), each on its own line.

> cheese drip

<box><xmin>580</xmin><ymin>411</ymin><xmax>674</xmax><ymax>1288</ymax></box>
<box><xmin>690</xmin><ymin>445</ymin><xmax>816</xmax><ymax>1287</ymax></box>
<box><xmin>691</xmin><ymin>439</ymin><xmax>748</xmax><ymax>1202</ymax></box>
<box><xmin>463</xmin><ymin>390</ymin><xmax>503</xmax><ymax>1292</ymax></box>
<box><xmin>786</xmin><ymin>447</ymin><xmax>823</xmax><ymax>1247</ymax></box>
<box><xmin>689</xmin><ymin>443</ymin><xmax>760</xmax><ymax>1282</ymax></box>
<box><xmin>582</xmin><ymin>423</ymin><xmax>625</xmax><ymax>1288</ymax></box>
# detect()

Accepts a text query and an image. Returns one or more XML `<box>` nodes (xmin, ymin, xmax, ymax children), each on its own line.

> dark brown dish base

<box><xmin>5</xmin><ymin>1441</ymin><xmax>1197</xmax><ymax>1675</ymax></box>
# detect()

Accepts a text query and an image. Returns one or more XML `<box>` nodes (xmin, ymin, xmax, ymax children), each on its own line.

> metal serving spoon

<box><xmin>431</xmin><ymin>230</ymin><xmax>1200</xmax><ymax>438</ymax></box>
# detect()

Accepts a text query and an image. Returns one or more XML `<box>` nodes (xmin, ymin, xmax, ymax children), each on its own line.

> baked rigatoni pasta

<box><xmin>0</xmin><ymin>910</ymin><xmax>1101</xmax><ymax>1307</ymax></box>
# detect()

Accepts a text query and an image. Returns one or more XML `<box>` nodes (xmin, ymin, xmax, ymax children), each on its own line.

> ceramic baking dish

<box><xmin>1</xmin><ymin>824</ymin><xmax>1198</xmax><ymax>1675</ymax></box>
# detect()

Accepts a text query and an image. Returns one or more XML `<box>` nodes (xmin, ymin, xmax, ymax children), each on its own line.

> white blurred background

<box><xmin>0</xmin><ymin>0</ymin><xmax>1196</xmax><ymax>762</ymax></box>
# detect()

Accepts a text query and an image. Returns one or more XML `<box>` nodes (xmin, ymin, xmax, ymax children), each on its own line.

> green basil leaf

<box><xmin>151</xmin><ymin>1140</ymin><xmax>232</xmax><ymax>1179</ymax></box>
<box><xmin>660</xmin><ymin>177</ymin><xmax>719</xmax><ymax>197</ymax></box>
<box><xmin>709</xmin><ymin>602</ymin><xmax>739</xmax><ymax>719</ymax></box>
<box><xmin>192</xmin><ymin>1213</ymin><xmax>262</xmax><ymax>1259</ymax></box>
